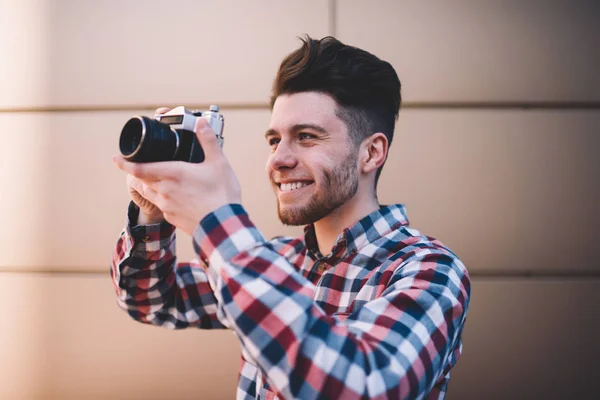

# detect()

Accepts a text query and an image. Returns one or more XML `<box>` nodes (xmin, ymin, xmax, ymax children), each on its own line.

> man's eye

<box><xmin>299</xmin><ymin>133</ymin><xmax>314</xmax><ymax>140</ymax></box>
<box><xmin>268</xmin><ymin>138</ymin><xmax>280</xmax><ymax>146</ymax></box>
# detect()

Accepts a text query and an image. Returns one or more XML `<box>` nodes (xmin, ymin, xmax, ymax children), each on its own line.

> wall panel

<box><xmin>380</xmin><ymin>109</ymin><xmax>600</xmax><ymax>273</ymax></box>
<box><xmin>0</xmin><ymin>0</ymin><xmax>330</xmax><ymax>109</ymax></box>
<box><xmin>337</xmin><ymin>0</ymin><xmax>600</xmax><ymax>103</ymax></box>
<box><xmin>1</xmin><ymin>274</ymin><xmax>597</xmax><ymax>399</ymax></box>
<box><xmin>449</xmin><ymin>279</ymin><xmax>599</xmax><ymax>399</ymax></box>
<box><xmin>0</xmin><ymin>0</ymin><xmax>52</xmax><ymax>109</ymax></box>
<box><xmin>0</xmin><ymin>273</ymin><xmax>240</xmax><ymax>400</ymax></box>
<box><xmin>1</xmin><ymin>109</ymin><xmax>597</xmax><ymax>273</ymax></box>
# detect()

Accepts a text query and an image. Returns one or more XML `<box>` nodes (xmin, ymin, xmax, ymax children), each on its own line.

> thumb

<box><xmin>194</xmin><ymin>118</ymin><xmax>222</xmax><ymax>161</ymax></box>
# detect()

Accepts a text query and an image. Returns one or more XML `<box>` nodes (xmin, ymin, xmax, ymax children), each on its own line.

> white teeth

<box><xmin>280</xmin><ymin>182</ymin><xmax>310</xmax><ymax>192</ymax></box>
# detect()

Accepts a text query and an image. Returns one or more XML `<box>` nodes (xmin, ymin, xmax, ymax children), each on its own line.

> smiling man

<box><xmin>112</xmin><ymin>36</ymin><xmax>471</xmax><ymax>400</ymax></box>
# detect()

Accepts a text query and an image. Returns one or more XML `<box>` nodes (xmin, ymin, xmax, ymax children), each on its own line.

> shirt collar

<box><xmin>303</xmin><ymin>204</ymin><xmax>410</xmax><ymax>261</ymax></box>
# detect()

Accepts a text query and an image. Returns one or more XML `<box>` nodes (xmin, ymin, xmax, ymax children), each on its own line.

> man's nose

<box><xmin>268</xmin><ymin>143</ymin><xmax>298</xmax><ymax>171</ymax></box>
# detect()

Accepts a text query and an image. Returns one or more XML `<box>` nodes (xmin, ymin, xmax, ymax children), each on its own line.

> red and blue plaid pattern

<box><xmin>112</xmin><ymin>203</ymin><xmax>470</xmax><ymax>399</ymax></box>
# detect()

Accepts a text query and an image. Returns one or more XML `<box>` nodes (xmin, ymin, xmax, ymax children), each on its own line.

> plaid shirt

<box><xmin>112</xmin><ymin>203</ymin><xmax>470</xmax><ymax>399</ymax></box>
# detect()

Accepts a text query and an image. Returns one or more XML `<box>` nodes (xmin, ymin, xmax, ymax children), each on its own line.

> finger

<box><xmin>128</xmin><ymin>175</ymin><xmax>144</xmax><ymax>194</ymax></box>
<box><xmin>113</xmin><ymin>155</ymin><xmax>178</xmax><ymax>181</ymax></box>
<box><xmin>139</xmin><ymin>183</ymin><xmax>160</xmax><ymax>206</ymax></box>
<box><xmin>194</xmin><ymin>118</ymin><xmax>222</xmax><ymax>162</ymax></box>
<box><xmin>153</xmin><ymin>107</ymin><xmax>172</xmax><ymax>117</ymax></box>
<box><xmin>126</xmin><ymin>173</ymin><xmax>138</xmax><ymax>189</ymax></box>
<box><xmin>130</xmin><ymin>177</ymin><xmax>159</xmax><ymax>203</ymax></box>
<box><xmin>146</xmin><ymin>179</ymin><xmax>172</xmax><ymax>197</ymax></box>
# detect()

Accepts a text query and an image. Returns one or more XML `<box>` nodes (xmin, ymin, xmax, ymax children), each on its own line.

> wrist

<box><xmin>128</xmin><ymin>202</ymin><xmax>164</xmax><ymax>226</ymax></box>
<box><xmin>137</xmin><ymin>211</ymin><xmax>164</xmax><ymax>226</ymax></box>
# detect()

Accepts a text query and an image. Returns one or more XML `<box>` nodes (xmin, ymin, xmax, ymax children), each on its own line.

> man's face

<box><xmin>266</xmin><ymin>92</ymin><xmax>359</xmax><ymax>226</ymax></box>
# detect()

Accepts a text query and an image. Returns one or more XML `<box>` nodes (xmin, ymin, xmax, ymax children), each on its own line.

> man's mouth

<box><xmin>277</xmin><ymin>181</ymin><xmax>314</xmax><ymax>192</ymax></box>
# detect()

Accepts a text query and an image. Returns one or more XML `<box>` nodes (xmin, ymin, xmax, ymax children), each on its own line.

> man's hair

<box><xmin>270</xmin><ymin>35</ymin><xmax>401</xmax><ymax>187</ymax></box>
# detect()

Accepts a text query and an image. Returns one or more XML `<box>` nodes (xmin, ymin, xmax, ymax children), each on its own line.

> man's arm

<box><xmin>111</xmin><ymin>202</ymin><xmax>226</xmax><ymax>330</ymax></box>
<box><xmin>195</xmin><ymin>204</ymin><xmax>471</xmax><ymax>399</ymax></box>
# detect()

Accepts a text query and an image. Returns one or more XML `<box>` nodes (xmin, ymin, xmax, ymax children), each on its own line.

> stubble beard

<box><xmin>277</xmin><ymin>151</ymin><xmax>359</xmax><ymax>226</ymax></box>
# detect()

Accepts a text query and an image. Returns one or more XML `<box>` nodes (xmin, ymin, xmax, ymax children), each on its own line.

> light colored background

<box><xmin>0</xmin><ymin>0</ymin><xmax>598</xmax><ymax>398</ymax></box>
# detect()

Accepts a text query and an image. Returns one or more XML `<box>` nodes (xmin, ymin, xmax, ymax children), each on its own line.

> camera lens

<box><xmin>120</xmin><ymin>118</ymin><xmax>143</xmax><ymax>156</ymax></box>
<box><xmin>119</xmin><ymin>116</ymin><xmax>179</xmax><ymax>162</ymax></box>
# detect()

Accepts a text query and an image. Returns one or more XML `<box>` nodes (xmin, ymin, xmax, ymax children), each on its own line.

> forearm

<box><xmin>111</xmin><ymin>203</ymin><xmax>226</xmax><ymax>330</ymax></box>
<box><xmin>193</xmin><ymin>205</ymin><xmax>470</xmax><ymax>399</ymax></box>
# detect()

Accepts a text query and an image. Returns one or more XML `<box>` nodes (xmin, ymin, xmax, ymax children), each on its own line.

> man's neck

<box><xmin>313</xmin><ymin>191</ymin><xmax>379</xmax><ymax>256</ymax></box>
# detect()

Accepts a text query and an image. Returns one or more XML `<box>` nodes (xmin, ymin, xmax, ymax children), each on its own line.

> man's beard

<box><xmin>277</xmin><ymin>151</ymin><xmax>359</xmax><ymax>226</ymax></box>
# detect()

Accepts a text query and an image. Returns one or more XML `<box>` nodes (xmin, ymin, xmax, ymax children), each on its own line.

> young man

<box><xmin>112</xmin><ymin>36</ymin><xmax>470</xmax><ymax>399</ymax></box>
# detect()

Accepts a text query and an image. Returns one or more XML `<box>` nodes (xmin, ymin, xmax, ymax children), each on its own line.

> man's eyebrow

<box><xmin>264</xmin><ymin>129</ymin><xmax>278</xmax><ymax>139</ymax></box>
<box><xmin>264</xmin><ymin>124</ymin><xmax>327</xmax><ymax>140</ymax></box>
<box><xmin>291</xmin><ymin>123</ymin><xmax>327</xmax><ymax>134</ymax></box>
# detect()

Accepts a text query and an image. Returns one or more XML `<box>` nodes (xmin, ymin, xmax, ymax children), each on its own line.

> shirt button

<box><xmin>142</xmin><ymin>235</ymin><xmax>151</xmax><ymax>243</ymax></box>
<box><xmin>318</xmin><ymin>263</ymin><xmax>327</xmax><ymax>272</ymax></box>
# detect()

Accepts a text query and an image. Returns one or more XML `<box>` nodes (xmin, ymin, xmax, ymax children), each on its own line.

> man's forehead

<box><xmin>269</xmin><ymin>92</ymin><xmax>344</xmax><ymax>133</ymax></box>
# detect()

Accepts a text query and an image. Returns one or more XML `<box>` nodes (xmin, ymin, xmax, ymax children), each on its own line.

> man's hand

<box><xmin>127</xmin><ymin>174</ymin><xmax>164</xmax><ymax>225</ymax></box>
<box><xmin>114</xmin><ymin>117</ymin><xmax>242</xmax><ymax>235</ymax></box>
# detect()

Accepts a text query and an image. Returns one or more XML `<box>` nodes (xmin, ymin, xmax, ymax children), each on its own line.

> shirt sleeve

<box><xmin>193</xmin><ymin>204</ymin><xmax>471</xmax><ymax>399</ymax></box>
<box><xmin>110</xmin><ymin>202</ymin><xmax>226</xmax><ymax>330</ymax></box>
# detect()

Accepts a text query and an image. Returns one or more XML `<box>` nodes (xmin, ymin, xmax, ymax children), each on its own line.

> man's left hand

<box><xmin>113</xmin><ymin>118</ymin><xmax>242</xmax><ymax>235</ymax></box>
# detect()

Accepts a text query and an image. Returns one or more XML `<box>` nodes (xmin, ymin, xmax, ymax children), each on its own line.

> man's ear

<box><xmin>360</xmin><ymin>133</ymin><xmax>388</xmax><ymax>174</ymax></box>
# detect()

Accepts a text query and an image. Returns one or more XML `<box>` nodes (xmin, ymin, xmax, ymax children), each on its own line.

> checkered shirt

<box><xmin>111</xmin><ymin>202</ymin><xmax>471</xmax><ymax>399</ymax></box>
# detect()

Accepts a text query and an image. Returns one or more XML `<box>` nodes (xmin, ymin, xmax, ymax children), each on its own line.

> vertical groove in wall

<box><xmin>329</xmin><ymin>0</ymin><xmax>337</xmax><ymax>37</ymax></box>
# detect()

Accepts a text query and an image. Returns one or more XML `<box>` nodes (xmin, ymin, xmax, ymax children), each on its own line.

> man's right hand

<box><xmin>126</xmin><ymin>107</ymin><xmax>171</xmax><ymax>226</ymax></box>
<box><xmin>127</xmin><ymin>174</ymin><xmax>164</xmax><ymax>225</ymax></box>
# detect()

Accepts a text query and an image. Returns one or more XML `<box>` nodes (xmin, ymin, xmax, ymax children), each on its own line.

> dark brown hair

<box><xmin>270</xmin><ymin>35</ymin><xmax>401</xmax><ymax>186</ymax></box>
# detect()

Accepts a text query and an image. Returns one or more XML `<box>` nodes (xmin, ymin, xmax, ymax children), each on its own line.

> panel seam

<box><xmin>2</xmin><ymin>101</ymin><xmax>600</xmax><ymax>114</ymax></box>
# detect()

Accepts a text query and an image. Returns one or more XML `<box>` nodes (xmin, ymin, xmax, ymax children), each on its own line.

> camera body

<box><xmin>119</xmin><ymin>105</ymin><xmax>224</xmax><ymax>163</ymax></box>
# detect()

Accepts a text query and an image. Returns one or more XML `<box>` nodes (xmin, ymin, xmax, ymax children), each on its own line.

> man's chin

<box><xmin>277</xmin><ymin>202</ymin><xmax>332</xmax><ymax>226</ymax></box>
<box><xmin>279</xmin><ymin>218</ymin><xmax>305</xmax><ymax>227</ymax></box>
<box><xmin>278</xmin><ymin>209</ymin><xmax>310</xmax><ymax>226</ymax></box>
<box><xmin>277</xmin><ymin>204</ymin><xmax>312</xmax><ymax>226</ymax></box>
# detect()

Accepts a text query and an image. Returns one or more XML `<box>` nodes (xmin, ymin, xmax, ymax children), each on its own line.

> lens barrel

<box><xmin>119</xmin><ymin>117</ymin><xmax>179</xmax><ymax>162</ymax></box>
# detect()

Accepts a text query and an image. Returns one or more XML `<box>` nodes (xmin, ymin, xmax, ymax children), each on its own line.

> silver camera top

<box><xmin>155</xmin><ymin>105</ymin><xmax>224</xmax><ymax>147</ymax></box>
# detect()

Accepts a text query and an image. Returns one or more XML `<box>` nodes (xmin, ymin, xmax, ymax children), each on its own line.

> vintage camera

<box><xmin>119</xmin><ymin>105</ymin><xmax>224</xmax><ymax>163</ymax></box>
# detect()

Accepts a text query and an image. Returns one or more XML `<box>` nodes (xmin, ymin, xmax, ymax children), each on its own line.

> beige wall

<box><xmin>0</xmin><ymin>0</ymin><xmax>598</xmax><ymax>398</ymax></box>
